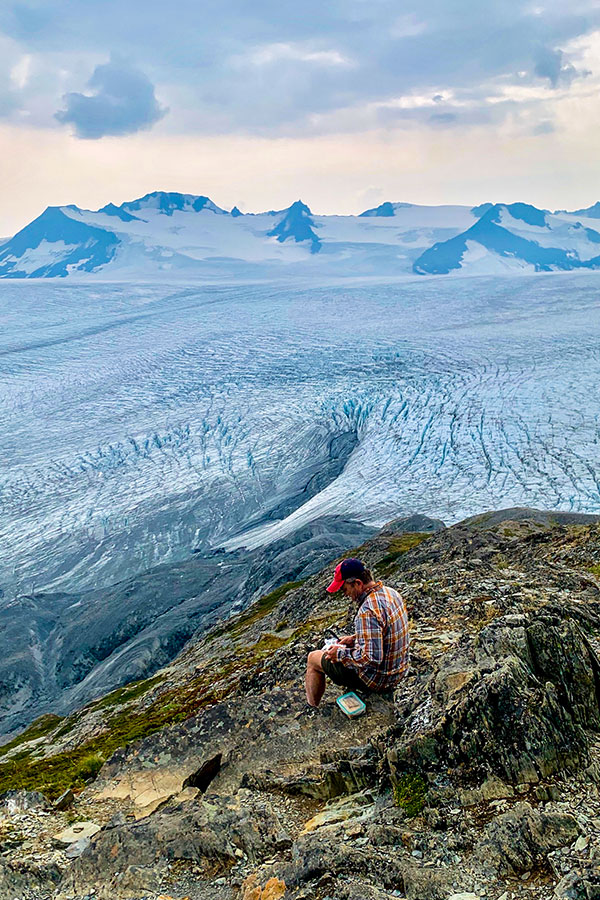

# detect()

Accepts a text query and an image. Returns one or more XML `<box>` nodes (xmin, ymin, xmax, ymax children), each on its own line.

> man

<box><xmin>305</xmin><ymin>558</ymin><xmax>409</xmax><ymax>707</ymax></box>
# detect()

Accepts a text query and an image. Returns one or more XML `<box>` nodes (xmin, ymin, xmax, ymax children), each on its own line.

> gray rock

<box><xmin>403</xmin><ymin>865</ymin><xmax>458</xmax><ymax>900</ymax></box>
<box><xmin>53</xmin><ymin>821</ymin><xmax>101</xmax><ymax>847</ymax></box>
<box><xmin>53</xmin><ymin>788</ymin><xmax>75</xmax><ymax>810</ymax></box>
<box><xmin>554</xmin><ymin>871</ymin><xmax>587</xmax><ymax>900</ymax></box>
<box><xmin>474</xmin><ymin>801</ymin><xmax>579</xmax><ymax>875</ymax></box>
<box><xmin>64</xmin><ymin>837</ymin><xmax>91</xmax><ymax>859</ymax></box>
<box><xmin>0</xmin><ymin>858</ymin><xmax>61</xmax><ymax>897</ymax></box>
<box><xmin>59</xmin><ymin>793</ymin><xmax>290</xmax><ymax>897</ymax></box>
<box><xmin>333</xmin><ymin>883</ymin><xmax>404</xmax><ymax>900</ymax></box>
<box><xmin>391</xmin><ymin>610</ymin><xmax>599</xmax><ymax>785</ymax></box>
<box><xmin>0</xmin><ymin>789</ymin><xmax>47</xmax><ymax>812</ymax></box>
<box><xmin>462</xmin><ymin>507</ymin><xmax>600</xmax><ymax>530</ymax></box>
<box><xmin>380</xmin><ymin>514</ymin><xmax>446</xmax><ymax>536</ymax></box>
<box><xmin>284</xmin><ymin>828</ymin><xmax>407</xmax><ymax>889</ymax></box>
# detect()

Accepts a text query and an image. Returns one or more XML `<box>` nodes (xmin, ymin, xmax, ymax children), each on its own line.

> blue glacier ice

<box><xmin>1</xmin><ymin>273</ymin><xmax>599</xmax><ymax>597</ymax></box>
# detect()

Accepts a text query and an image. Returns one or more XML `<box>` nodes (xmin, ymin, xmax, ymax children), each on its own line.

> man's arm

<box><xmin>334</xmin><ymin>610</ymin><xmax>383</xmax><ymax>671</ymax></box>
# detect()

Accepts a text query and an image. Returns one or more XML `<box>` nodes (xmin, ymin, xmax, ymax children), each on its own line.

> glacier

<box><xmin>1</xmin><ymin>272</ymin><xmax>600</xmax><ymax>597</ymax></box>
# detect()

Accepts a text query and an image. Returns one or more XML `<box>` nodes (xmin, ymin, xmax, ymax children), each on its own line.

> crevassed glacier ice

<box><xmin>0</xmin><ymin>272</ymin><xmax>599</xmax><ymax>595</ymax></box>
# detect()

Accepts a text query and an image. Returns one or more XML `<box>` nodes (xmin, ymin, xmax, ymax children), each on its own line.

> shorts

<box><xmin>321</xmin><ymin>653</ymin><xmax>371</xmax><ymax>693</ymax></box>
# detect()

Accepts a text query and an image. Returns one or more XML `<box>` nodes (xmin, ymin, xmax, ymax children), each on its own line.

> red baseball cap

<box><xmin>326</xmin><ymin>558</ymin><xmax>368</xmax><ymax>592</ymax></box>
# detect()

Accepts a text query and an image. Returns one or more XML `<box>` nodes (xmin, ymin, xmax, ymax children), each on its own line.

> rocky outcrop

<box><xmin>473</xmin><ymin>801</ymin><xmax>579</xmax><ymax>874</ymax></box>
<box><xmin>58</xmin><ymin>791</ymin><xmax>291</xmax><ymax>899</ymax></box>
<box><xmin>390</xmin><ymin>610</ymin><xmax>600</xmax><ymax>784</ymax></box>
<box><xmin>1</xmin><ymin>509</ymin><xmax>600</xmax><ymax>900</ymax></box>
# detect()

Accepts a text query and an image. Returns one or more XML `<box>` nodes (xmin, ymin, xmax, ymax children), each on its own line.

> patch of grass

<box><xmin>52</xmin><ymin>714</ymin><xmax>83</xmax><ymax>741</ymax></box>
<box><xmin>206</xmin><ymin>579</ymin><xmax>306</xmax><ymax>642</ymax></box>
<box><xmin>0</xmin><ymin>714</ymin><xmax>63</xmax><ymax>758</ymax></box>
<box><xmin>377</xmin><ymin>533</ymin><xmax>431</xmax><ymax>576</ymax></box>
<box><xmin>248</xmin><ymin>633</ymin><xmax>288</xmax><ymax>658</ymax></box>
<box><xmin>87</xmin><ymin>674</ymin><xmax>165</xmax><ymax>711</ymax></box>
<box><xmin>0</xmin><ymin>656</ymin><xmax>249</xmax><ymax>799</ymax></box>
<box><xmin>587</xmin><ymin>563</ymin><xmax>600</xmax><ymax>577</ymax></box>
<box><xmin>393</xmin><ymin>773</ymin><xmax>427</xmax><ymax>817</ymax></box>
<box><xmin>75</xmin><ymin>753</ymin><xmax>104</xmax><ymax>782</ymax></box>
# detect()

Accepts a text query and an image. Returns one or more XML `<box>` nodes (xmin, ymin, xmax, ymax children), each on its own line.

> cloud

<box><xmin>55</xmin><ymin>57</ymin><xmax>167</xmax><ymax>139</ymax></box>
<box><xmin>1</xmin><ymin>0</ymin><xmax>599</xmax><ymax>138</ymax></box>
<box><xmin>10</xmin><ymin>54</ymin><xmax>31</xmax><ymax>89</ymax></box>
<box><xmin>244</xmin><ymin>42</ymin><xmax>352</xmax><ymax>67</ymax></box>
<box><xmin>534</xmin><ymin>46</ymin><xmax>585</xmax><ymax>87</ymax></box>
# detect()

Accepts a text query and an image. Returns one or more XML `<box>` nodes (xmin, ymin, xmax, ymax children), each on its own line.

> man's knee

<box><xmin>307</xmin><ymin>649</ymin><xmax>324</xmax><ymax>671</ymax></box>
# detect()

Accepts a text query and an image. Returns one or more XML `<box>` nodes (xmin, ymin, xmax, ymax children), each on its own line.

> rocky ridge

<box><xmin>0</xmin><ymin>515</ymin><xmax>378</xmax><ymax>736</ymax></box>
<box><xmin>1</xmin><ymin>509</ymin><xmax>600</xmax><ymax>900</ymax></box>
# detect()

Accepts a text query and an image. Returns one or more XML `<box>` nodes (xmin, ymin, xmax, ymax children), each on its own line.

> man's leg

<box><xmin>305</xmin><ymin>650</ymin><xmax>327</xmax><ymax>707</ymax></box>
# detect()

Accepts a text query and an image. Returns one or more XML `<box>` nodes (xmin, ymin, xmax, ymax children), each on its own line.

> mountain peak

<box><xmin>359</xmin><ymin>201</ymin><xmax>414</xmax><ymax>217</ymax></box>
<box><xmin>267</xmin><ymin>200</ymin><xmax>321</xmax><ymax>253</ymax></box>
<box><xmin>483</xmin><ymin>202</ymin><xmax>548</xmax><ymax>228</ymax></box>
<box><xmin>119</xmin><ymin>191</ymin><xmax>227</xmax><ymax>217</ymax></box>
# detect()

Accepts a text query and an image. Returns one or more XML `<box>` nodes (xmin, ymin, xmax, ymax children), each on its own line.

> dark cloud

<box><xmin>55</xmin><ymin>57</ymin><xmax>167</xmax><ymax>138</ymax></box>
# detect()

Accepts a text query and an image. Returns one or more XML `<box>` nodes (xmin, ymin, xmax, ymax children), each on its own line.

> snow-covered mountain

<box><xmin>1</xmin><ymin>192</ymin><xmax>600</xmax><ymax>278</ymax></box>
<box><xmin>413</xmin><ymin>202</ymin><xmax>600</xmax><ymax>274</ymax></box>
<box><xmin>0</xmin><ymin>192</ymin><xmax>483</xmax><ymax>279</ymax></box>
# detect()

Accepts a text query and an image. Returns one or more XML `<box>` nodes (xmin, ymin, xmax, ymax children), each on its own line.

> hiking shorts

<box><xmin>321</xmin><ymin>653</ymin><xmax>371</xmax><ymax>693</ymax></box>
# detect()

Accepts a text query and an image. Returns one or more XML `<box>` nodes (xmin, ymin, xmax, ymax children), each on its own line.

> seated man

<box><xmin>305</xmin><ymin>557</ymin><xmax>410</xmax><ymax>707</ymax></box>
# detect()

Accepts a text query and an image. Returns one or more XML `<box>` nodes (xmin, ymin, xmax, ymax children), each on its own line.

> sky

<box><xmin>1</xmin><ymin>0</ymin><xmax>600</xmax><ymax>235</ymax></box>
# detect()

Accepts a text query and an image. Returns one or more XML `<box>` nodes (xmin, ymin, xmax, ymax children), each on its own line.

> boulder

<box><xmin>391</xmin><ymin>611</ymin><xmax>600</xmax><ymax>785</ymax></box>
<box><xmin>53</xmin><ymin>788</ymin><xmax>74</xmax><ymax>811</ymax></box>
<box><xmin>473</xmin><ymin>801</ymin><xmax>579</xmax><ymax>874</ymax></box>
<box><xmin>53</xmin><ymin>821</ymin><xmax>101</xmax><ymax>847</ymax></box>
<box><xmin>0</xmin><ymin>859</ymin><xmax>61</xmax><ymax>896</ymax></box>
<box><xmin>402</xmin><ymin>865</ymin><xmax>458</xmax><ymax>900</ymax></box>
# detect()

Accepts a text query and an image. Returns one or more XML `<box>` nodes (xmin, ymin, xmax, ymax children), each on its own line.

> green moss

<box><xmin>393</xmin><ymin>774</ymin><xmax>427</xmax><ymax>817</ymax></box>
<box><xmin>587</xmin><ymin>563</ymin><xmax>600</xmax><ymax>577</ymax></box>
<box><xmin>0</xmin><ymin>714</ymin><xmax>63</xmax><ymax>758</ymax></box>
<box><xmin>0</xmin><ymin>669</ymin><xmax>237</xmax><ymax>799</ymax></box>
<box><xmin>248</xmin><ymin>633</ymin><xmax>288</xmax><ymax>658</ymax></box>
<box><xmin>377</xmin><ymin>533</ymin><xmax>431</xmax><ymax>575</ymax></box>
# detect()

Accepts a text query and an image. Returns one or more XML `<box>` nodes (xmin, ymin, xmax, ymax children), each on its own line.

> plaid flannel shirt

<box><xmin>334</xmin><ymin>582</ymin><xmax>409</xmax><ymax>690</ymax></box>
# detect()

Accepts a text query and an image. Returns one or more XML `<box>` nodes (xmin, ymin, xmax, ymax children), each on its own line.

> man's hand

<box><xmin>338</xmin><ymin>634</ymin><xmax>356</xmax><ymax>646</ymax></box>
<box><xmin>323</xmin><ymin>643</ymin><xmax>341</xmax><ymax>661</ymax></box>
